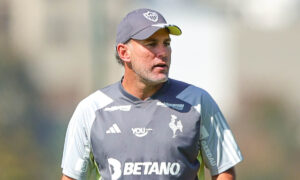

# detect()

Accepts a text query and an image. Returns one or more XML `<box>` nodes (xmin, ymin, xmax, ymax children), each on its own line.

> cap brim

<box><xmin>159</xmin><ymin>24</ymin><xmax>182</xmax><ymax>36</ymax></box>
<box><xmin>131</xmin><ymin>23</ymin><xmax>182</xmax><ymax>40</ymax></box>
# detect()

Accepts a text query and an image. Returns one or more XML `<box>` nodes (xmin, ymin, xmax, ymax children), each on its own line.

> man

<box><xmin>61</xmin><ymin>8</ymin><xmax>243</xmax><ymax>180</ymax></box>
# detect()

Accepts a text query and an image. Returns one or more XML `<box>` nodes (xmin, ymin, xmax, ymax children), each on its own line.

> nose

<box><xmin>155</xmin><ymin>44</ymin><xmax>170</xmax><ymax>60</ymax></box>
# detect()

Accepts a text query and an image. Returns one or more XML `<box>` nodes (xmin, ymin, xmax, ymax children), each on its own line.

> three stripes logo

<box><xmin>106</xmin><ymin>123</ymin><xmax>121</xmax><ymax>134</ymax></box>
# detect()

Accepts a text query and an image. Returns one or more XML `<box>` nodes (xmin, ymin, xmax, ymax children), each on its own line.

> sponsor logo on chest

<box><xmin>108</xmin><ymin>158</ymin><xmax>180</xmax><ymax>180</ymax></box>
<box><xmin>104</xmin><ymin>105</ymin><xmax>131</xmax><ymax>112</ymax></box>
<box><xmin>132</xmin><ymin>127</ymin><xmax>152</xmax><ymax>137</ymax></box>
<box><xmin>157</xmin><ymin>101</ymin><xmax>184</xmax><ymax>111</ymax></box>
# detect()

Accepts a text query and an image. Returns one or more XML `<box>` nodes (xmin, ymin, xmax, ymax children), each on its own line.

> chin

<box><xmin>147</xmin><ymin>76</ymin><xmax>168</xmax><ymax>85</ymax></box>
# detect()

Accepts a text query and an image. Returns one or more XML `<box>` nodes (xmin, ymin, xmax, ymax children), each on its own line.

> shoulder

<box><xmin>77</xmin><ymin>82</ymin><xmax>119</xmax><ymax>112</ymax></box>
<box><xmin>169</xmin><ymin>78</ymin><xmax>211</xmax><ymax>101</ymax></box>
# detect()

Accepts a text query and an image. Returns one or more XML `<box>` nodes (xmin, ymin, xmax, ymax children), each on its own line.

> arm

<box><xmin>212</xmin><ymin>167</ymin><xmax>235</xmax><ymax>180</ymax></box>
<box><xmin>199</xmin><ymin>92</ymin><xmax>243</xmax><ymax>180</ymax></box>
<box><xmin>61</xmin><ymin>174</ymin><xmax>75</xmax><ymax>180</ymax></box>
<box><xmin>61</xmin><ymin>100</ymin><xmax>95</xmax><ymax>179</ymax></box>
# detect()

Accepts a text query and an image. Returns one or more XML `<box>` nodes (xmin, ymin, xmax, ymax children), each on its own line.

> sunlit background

<box><xmin>0</xmin><ymin>0</ymin><xmax>300</xmax><ymax>179</ymax></box>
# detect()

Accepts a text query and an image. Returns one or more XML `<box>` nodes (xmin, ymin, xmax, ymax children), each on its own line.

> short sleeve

<box><xmin>61</xmin><ymin>102</ymin><xmax>96</xmax><ymax>179</ymax></box>
<box><xmin>199</xmin><ymin>92</ymin><xmax>243</xmax><ymax>175</ymax></box>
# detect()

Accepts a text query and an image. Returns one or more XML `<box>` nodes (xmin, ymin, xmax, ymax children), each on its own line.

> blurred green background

<box><xmin>1</xmin><ymin>0</ymin><xmax>300</xmax><ymax>179</ymax></box>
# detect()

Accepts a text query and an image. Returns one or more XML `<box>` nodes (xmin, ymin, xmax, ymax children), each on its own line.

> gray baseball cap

<box><xmin>116</xmin><ymin>8</ymin><xmax>182</xmax><ymax>45</ymax></box>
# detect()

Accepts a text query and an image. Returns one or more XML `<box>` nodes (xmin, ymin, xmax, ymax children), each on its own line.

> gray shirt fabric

<box><xmin>61</xmin><ymin>78</ymin><xmax>243</xmax><ymax>180</ymax></box>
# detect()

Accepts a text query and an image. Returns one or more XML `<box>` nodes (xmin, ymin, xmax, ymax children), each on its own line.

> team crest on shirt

<box><xmin>169</xmin><ymin>115</ymin><xmax>183</xmax><ymax>138</ymax></box>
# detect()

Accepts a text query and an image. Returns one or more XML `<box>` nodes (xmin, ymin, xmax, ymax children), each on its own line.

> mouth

<box><xmin>153</xmin><ymin>63</ymin><xmax>168</xmax><ymax>70</ymax></box>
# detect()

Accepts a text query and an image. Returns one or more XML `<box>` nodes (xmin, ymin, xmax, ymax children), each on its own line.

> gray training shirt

<box><xmin>61</xmin><ymin>78</ymin><xmax>243</xmax><ymax>180</ymax></box>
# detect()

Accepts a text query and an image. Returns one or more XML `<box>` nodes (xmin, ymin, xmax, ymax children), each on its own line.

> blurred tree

<box><xmin>0</xmin><ymin>46</ymin><xmax>62</xmax><ymax>179</ymax></box>
<box><xmin>236</xmin><ymin>92</ymin><xmax>300</xmax><ymax>180</ymax></box>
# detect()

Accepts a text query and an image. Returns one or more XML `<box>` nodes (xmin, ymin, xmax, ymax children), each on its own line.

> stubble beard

<box><xmin>133</xmin><ymin>65</ymin><xmax>169</xmax><ymax>86</ymax></box>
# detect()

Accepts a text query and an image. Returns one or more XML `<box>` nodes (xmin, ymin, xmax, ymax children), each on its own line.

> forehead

<box><xmin>144</xmin><ymin>28</ymin><xmax>170</xmax><ymax>41</ymax></box>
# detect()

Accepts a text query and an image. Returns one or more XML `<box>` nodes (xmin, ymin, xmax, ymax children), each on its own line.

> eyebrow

<box><xmin>143</xmin><ymin>38</ymin><xmax>171</xmax><ymax>42</ymax></box>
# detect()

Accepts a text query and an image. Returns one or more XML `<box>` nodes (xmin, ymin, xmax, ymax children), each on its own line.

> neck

<box><xmin>122</xmin><ymin>75</ymin><xmax>164</xmax><ymax>100</ymax></box>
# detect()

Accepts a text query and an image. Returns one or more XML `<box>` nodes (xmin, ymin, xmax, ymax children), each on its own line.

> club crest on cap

<box><xmin>143</xmin><ymin>11</ymin><xmax>158</xmax><ymax>22</ymax></box>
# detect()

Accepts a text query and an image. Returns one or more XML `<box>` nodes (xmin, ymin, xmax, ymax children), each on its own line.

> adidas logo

<box><xmin>106</xmin><ymin>123</ymin><xmax>121</xmax><ymax>134</ymax></box>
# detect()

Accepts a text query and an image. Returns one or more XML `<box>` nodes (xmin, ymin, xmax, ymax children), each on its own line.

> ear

<box><xmin>117</xmin><ymin>43</ymin><xmax>131</xmax><ymax>63</ymax></box>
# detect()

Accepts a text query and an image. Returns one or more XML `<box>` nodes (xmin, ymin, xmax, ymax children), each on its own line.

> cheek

<box><xmin>136</xmin><ymin>49</ymin><xmax>155</xmax><ymax>61</ymax></box>
<box><xmin>168</xmin><ymin>47</ymin><xmax>172</xmax><ymax>55</ymax></box>
<box><xmin>166</xmin><ymin>47</ymin><xmax>172</xmax><ymax>63</ymax></box>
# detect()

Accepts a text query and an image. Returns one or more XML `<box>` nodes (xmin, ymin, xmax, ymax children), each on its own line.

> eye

<box><xmin>146</xmin><ymin>42</ymin><xmax>157</xmax><ymax>47</ymax></box>
<box><xmin>164</xmin><ymin>41</ymin><xmax>171</xmax><ymax>46</ymax></box>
